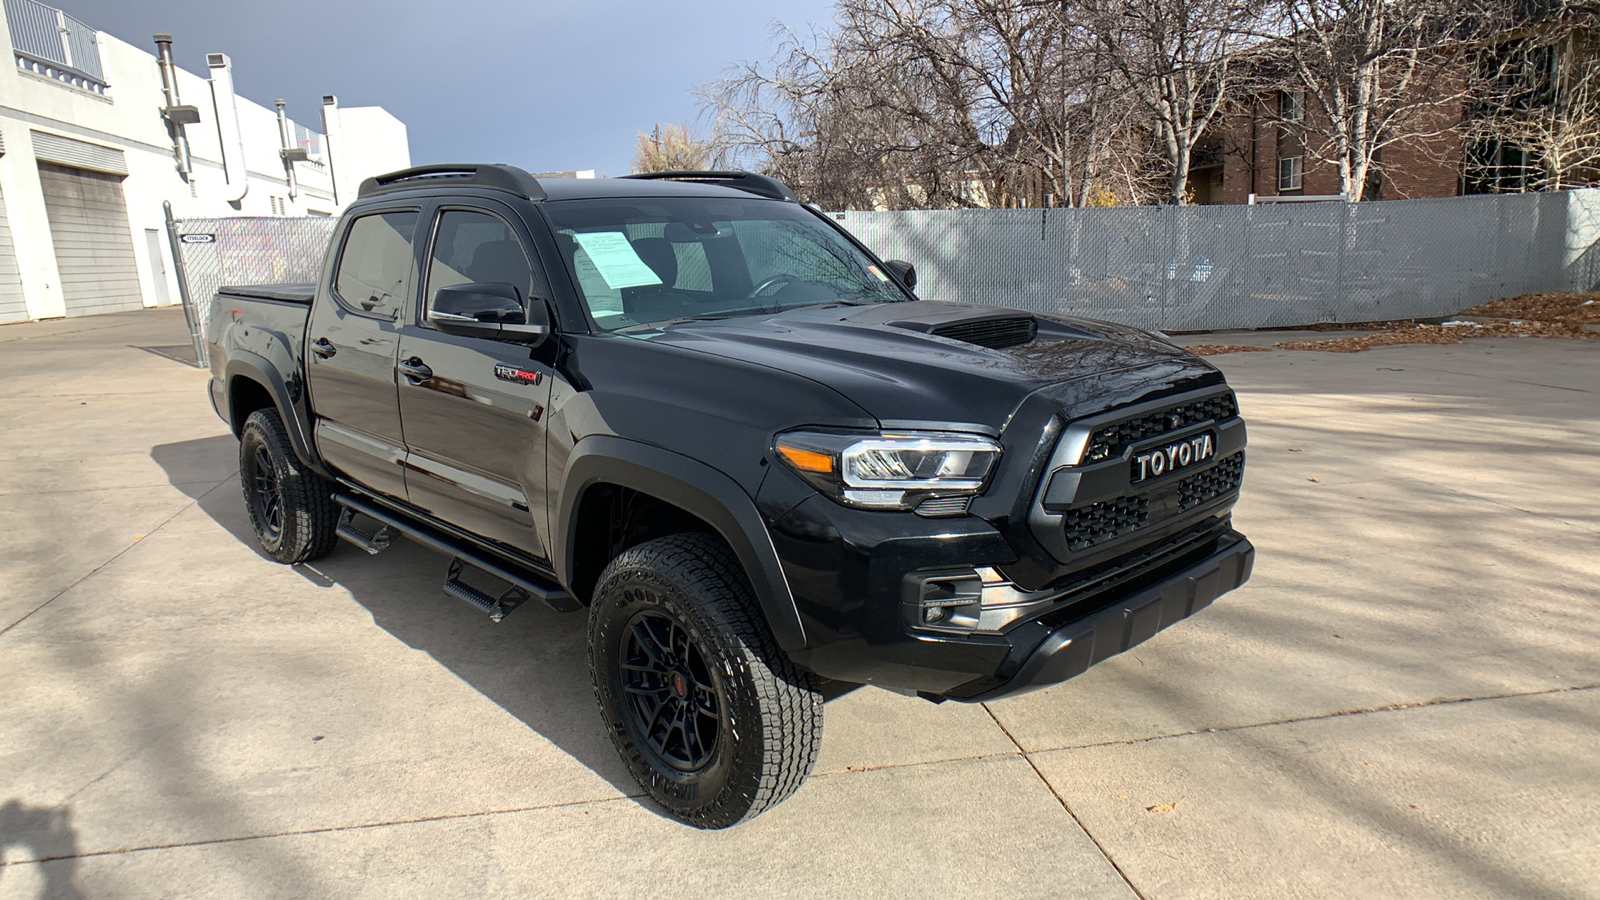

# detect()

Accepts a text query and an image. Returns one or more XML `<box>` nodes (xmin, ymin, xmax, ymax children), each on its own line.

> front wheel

<box><xmin>589</xmin><ymin>533</ymin><xmax>823</xmax><ymax>828</ymax></box>
<box><xmin>239</xmin><ymin>408</ymin><xmax>339</xmax><ymax>564</ymax></box>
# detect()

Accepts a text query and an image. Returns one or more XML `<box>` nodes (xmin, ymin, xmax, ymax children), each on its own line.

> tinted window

<box><xmin>424</xmin><ymin>210</ymin><xmax>534</xmax><ymax>317</ymax></box>
<box><xmin>543</xmin><ymin>198</ymin><xmax>907</xmax><ymax>332</ymax></box>
<box><xmin>333</xmin><ymin>211</ymin><xmax>418</xmax><ymax>318</ymax></box>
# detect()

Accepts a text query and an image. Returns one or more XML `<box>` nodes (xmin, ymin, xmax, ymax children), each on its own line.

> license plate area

<box><xmin>1131</xmin><ymin>431</ymin><xmax>1217</xmax><ymax>483</ymax></box>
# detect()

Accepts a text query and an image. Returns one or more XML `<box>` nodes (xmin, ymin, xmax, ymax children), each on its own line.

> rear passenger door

<box><xmin>395</xmin><ymin>204</ymin><xmax>555</xmax><ymax>560</ymax></box>
<box><xmin>305</xmin><ymin>208</ymin><xmax>420</xmax><ymax>501</ymax></box>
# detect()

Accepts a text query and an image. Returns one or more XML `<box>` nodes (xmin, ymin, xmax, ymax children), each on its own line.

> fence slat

<box><xmin>173</xmin><ymin>192</ymin><xmax>1597</xmax><ymax>356</ymax></box>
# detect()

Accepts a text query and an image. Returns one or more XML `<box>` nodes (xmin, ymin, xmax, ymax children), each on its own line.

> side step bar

<box><xmin>443</xmin><ymin>558</ymin><xmax>527</xmax><ymax>623</ymax></box>
<box><xmin>332</xmin><ymin>492</ymin><xmax>581</xmax><ymax>618</ymax></box>
<box><xmin>336</xmin><ymin>507</ymin><xmax>394</xmax><ymax>555</ymax></box>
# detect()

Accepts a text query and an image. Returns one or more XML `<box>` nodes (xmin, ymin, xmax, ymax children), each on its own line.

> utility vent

<box><xmin>929</xmin><ymin>316</ymin><xmax>1037</xmax><ymax>350</ymax></box>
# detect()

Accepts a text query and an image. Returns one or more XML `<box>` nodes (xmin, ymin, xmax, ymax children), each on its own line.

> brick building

<box><xmin>1193</xmin><ymin>86</ymin><xmax>1469</xmax><ymax>204</ymax></box>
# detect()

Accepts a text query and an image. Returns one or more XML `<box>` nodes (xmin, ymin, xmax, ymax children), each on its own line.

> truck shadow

<box><xmin>152</xmin><ymin>435</ymin><xmax>853</xmax><ymax>816</ymax></box>
<box><xmin>153</xmin><ymin>435</ymin><xmax>649</xmax><ymax>803</ymax></box>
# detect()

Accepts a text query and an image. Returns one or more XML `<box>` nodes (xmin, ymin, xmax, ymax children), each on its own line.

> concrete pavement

<box><xmin>1</xmin><ymin>309</ymin><xmax>1596</xmax><ymax>899</ymax></box>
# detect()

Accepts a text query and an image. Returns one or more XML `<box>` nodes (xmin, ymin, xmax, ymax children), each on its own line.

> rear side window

<box><xmin>333</xmin><ymin>211</ymin><xmax>419</xmax><ymax>318</ymax></box>
<box><xmin>423</xmin><ymin>210</ymin><xmax>534</xmax><ymax>317</ymax></box>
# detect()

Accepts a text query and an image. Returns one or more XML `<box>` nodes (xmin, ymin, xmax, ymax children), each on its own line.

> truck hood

<box><xmin>637</xmin><ymin>301</ymin><xmax>1224</xmax><ymax>429</ymax></box>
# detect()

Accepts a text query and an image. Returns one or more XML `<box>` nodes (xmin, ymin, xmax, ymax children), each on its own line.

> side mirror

<box><xmin>428</xmin><ymin>282</ymin><xmax>549</xmax><ymax>346</ymax></box>
<box><xmin>883</xmin><ymin>259</ymin><xmax>917</xmax><ymax>291</ymax></box>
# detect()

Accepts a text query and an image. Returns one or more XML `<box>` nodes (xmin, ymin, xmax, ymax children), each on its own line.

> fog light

<box><xmin>904</xmin><ymin>570</ymin><xmax>984</xmax><ymax>630</ymax></box>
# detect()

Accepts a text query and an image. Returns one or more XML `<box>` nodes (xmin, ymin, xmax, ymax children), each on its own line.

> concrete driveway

<box><xmin>1</xmin><ymin>309</ymin><xmax>1596</xmax><ymax>899</ymax></box>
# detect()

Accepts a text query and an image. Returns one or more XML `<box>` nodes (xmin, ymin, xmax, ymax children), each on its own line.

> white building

<box><xmin>0</xmin><ymin>0</ymin><xmax>411</xmax><ymax>324</ymax></box>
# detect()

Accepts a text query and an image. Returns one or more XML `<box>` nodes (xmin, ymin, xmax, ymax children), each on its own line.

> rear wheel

<box><xmin>589</xmin><ymin>533</ymin><xmax>822</xmax><ymax>828</ymax></box>
<box><xmin>239</xmin><ymin>409</ymin><xmax>339</xmax><ymax>564</ymax></box>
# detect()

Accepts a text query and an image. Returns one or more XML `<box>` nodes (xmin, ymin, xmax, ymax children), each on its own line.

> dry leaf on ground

<box><xmin>1185</xmin><ymin>344</ymin><xmax>1272</xmax><ymax>356</ymax></box>
<box><xmin>1462</xmin><ymin>291</ymin><xmax>1600</xmax><ymax>325</ymax></box>
<box><xmin>1276</xmin><ymin>320</ymin><xmax>1598</xmax><ymax>353</ymax></box>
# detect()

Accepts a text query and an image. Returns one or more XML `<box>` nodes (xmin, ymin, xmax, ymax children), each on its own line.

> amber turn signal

<box><xmin>776</xmin><ymin>444</ymin><xmax>835</xmax><ymax>474</ymax></box>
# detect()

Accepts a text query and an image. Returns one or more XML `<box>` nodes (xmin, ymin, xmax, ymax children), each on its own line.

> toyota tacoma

<box><xmin>205</xmin><ymin>165</ymin><xmax>1254</xmax><ymax>828</ymax></box>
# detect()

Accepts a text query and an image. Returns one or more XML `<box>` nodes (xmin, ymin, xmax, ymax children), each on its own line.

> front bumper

<box><xmin>760</xmin><ymin>462</ymin><xmax>1253</xmax><ymax>698</ymax></box>
<box><xmin>949</xmin><ymin>530</ymin><xmax>1253</xmax><ymax>701</ymax></box>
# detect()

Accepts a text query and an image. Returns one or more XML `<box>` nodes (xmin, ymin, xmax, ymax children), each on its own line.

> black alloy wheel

<box><xmin>247</xmin><ymin>445</ymin><xmax>284</xmax><ymax>541</ymax></box>
<box><xmin>590</xmin><ymin>533</ymin><xmax>823</xmax><ymax>829</ymax></box>
<box><xmin>620</xmin><ymin>606</ymin><xmax>725</xmax><ymax>772</ymax></box>
<box><xmin>238</xmin><ymin>408</ymin><xmax>340</xmax><ymax>564</ymax></box>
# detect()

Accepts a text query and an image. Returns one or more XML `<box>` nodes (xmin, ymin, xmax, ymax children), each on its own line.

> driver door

<box><xmin>396</xmin><ymin>205</ymin><xmax>555</xmax><ymax>560</ymax></box>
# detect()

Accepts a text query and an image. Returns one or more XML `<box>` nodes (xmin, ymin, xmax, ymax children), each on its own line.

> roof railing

<box><xmin>621</xmin><ymin>170</ymin><xmax>799</xmax><ymax>203</ymax></box>
<box><xmin>357</xmin><ymin>164</ymin><xmax>547</xmax><ymax>201</ymax></box>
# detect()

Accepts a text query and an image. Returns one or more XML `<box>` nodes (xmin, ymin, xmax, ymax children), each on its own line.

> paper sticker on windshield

<box><xmin>867</xmin><ymin>265</ymin><xmax>890</xmax><ymax>282</ymax></box>
<box><xmin>573</xmin><ymin>232</ymin><xmax>664</xmax><ymax>289</ymax></box>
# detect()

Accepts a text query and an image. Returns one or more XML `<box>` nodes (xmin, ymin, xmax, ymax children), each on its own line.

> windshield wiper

<box><xmin>612</xmin><ymin>315</ymin><xmax>730</xmax><ymax>334</ymax></box>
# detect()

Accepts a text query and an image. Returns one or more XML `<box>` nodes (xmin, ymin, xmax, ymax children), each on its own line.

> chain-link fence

<box><xmin>171</xmin><ymin>189</ymin><xmax>1600</xmax><ymax>365</ymax></box>
<box><xmin>833</xmin><ymin>188</ymin><xmax>1600</xmax><ymax>332</ymax></box>
<box><xmin>169</xmin><ymin>215</ymin><xmax>338</xmax><ymax>366</ymax></box>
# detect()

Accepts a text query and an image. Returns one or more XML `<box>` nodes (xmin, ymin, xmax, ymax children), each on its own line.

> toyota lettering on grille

<box><xmin>1132</xmin><ymin>432</ymin><xmax>1216</xmax><ymax>483</ymax></box>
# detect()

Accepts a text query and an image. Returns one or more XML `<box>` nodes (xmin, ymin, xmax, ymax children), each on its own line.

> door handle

<box><xmin>311</xmin><ymin>338</ymin><xmax>337</xmax><ymax>359</ymax></box>
<box><xmin>398</xmin><ymin>357</ymin><xmax>433</xmax><ymax>384</ymax></box>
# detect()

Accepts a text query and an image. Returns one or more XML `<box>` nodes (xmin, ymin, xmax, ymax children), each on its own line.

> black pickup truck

<box><xmin>206</xmin><ymin>164</ymin><xmax>1253</xmax><ymax>828</ymax></box>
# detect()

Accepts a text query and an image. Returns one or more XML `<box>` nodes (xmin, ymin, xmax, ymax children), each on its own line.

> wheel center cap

<box><xmin>672</xmin><ymin>672</ymin><xmax>689</xmax><ymax>700</ymax></box>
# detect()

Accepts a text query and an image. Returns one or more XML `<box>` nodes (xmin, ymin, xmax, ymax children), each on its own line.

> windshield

<box><xmin>543</xmin><ymin>197</ymin><xmax>908</xmax><ymax>333</ymax></box>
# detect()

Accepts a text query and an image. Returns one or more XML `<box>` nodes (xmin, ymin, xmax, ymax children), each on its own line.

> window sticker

<box><xmin>571</xmin><ymin>248</ymin><xmax>624</xmax><ymax>316</ymax></box>
<box><xmin>573</xmin><ymin>232</ymin><xmax>664</xmax><ymax>289</ymax></box>
<box><xmin>867</xmin><ymin>265</ymin><xmax>890</xmax><ymax>282</ymax></box>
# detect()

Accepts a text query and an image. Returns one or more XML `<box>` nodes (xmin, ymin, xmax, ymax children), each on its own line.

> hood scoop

<box><xmin>840</xmin><ymin>301</ymin><xmax>1042</xmax><ymax>350</ymax></box>
<box><xmin>924</xmin><ymin>315</ymin><xmax>1038</xmax><ymax>350</ymax></box>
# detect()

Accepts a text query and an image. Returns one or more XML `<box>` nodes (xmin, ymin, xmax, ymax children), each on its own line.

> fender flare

<box><xmin>223</xmin><ymin>352</ymin><xmax>332</xmax><ymax>478</ymax></box>
<box><xmin>556</xmin><ymin>435</ymin><xmax>806</xmax><ymax>652</ymax></box>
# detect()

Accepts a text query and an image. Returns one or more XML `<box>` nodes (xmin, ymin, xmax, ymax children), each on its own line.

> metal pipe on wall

<box><xmin>276</xmin><ymin>99</ymin><xmax>299</xmax><ymax>200</ymax></box>
<box><xmin>207</xmin><ymin>52</ymin><xmax>249</xmax><ymax>204</ymax></box>
<box><xmin>152</xmin><ymin>34</ymin><xmax>193</xmax><ymax>177</ymax></box>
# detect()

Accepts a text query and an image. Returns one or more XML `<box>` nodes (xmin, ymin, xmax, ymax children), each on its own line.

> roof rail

<box><xmin>357</xmin><ymin>164</ymin><xmax>547</xmax><ymax>201</ymax></box>
<box><xmin>620</xmin><ymin>170</ymin><xmax>799</xmax><ymax>203</ymax></box>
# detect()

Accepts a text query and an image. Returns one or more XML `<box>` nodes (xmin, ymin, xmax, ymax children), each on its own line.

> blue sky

<box><xmin>58</xmin><ymin>0</ymin><xmax>834</xmax><ymax>177</ymax></box>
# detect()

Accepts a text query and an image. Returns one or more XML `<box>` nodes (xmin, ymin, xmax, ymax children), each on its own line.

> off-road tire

<box><xmin>239</xmin><ymin>408</ymin><xmax>339</xmax><ymax>564</ymax></box>
<box><xmin>589</xmin><ymin>533</ymin><xmax>823</xmax><ymax>829</ymax></box>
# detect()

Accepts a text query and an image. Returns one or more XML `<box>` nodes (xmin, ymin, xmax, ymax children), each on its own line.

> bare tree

<box><xmin>1267</xmin><ymin>0</ymin><xmax>1503</xmax><ymax>200</ymax></box>
<box><xmin>1463</xmin><ymin>3</ymin><xmax>1600</xmax><ymax>191</ymax></box>
<box><xmin>1082</xmin><ymin>0</ymin><xmax>1262</xmax><ymax>204</ymax></box>
<box><xmin>631</xmin><ymin>123</ymin><xmax>713</xmax><ymax>173</ymax></box>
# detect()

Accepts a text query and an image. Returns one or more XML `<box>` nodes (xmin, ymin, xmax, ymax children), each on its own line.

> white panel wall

<box><xmin>0</xmin><ymin>6</ymin><xmax>408</xmax><ymax>322</ymax></box>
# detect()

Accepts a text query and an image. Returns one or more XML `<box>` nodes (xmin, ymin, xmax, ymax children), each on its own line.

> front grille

<box><xmin>929</xmin><ymin>316</ymin><xmax>1037</xmax><ymax>349</ymax></box>
<box><xmin>1178</xmin><ymin>452</ymin><xmax>1245</xmax><ymax>510</ymax></box>
<box><xmin>1060</xmin><ymin>452</ymin><xmax>1243</xmax><ymax>552</ymax></box>
<box><xmin>1061</xmin><ymin>495</ymin><xmax>1150</xmax><ymax>551</ymax></box>
<box><xmin>1084</xmin><ymin>393</ymin><xmax>1238</xmax><ymax>462</ymax></box>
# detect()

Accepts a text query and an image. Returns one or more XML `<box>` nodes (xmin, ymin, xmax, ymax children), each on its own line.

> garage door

<box><xmin>37</xmin><ymin>162</ymin><xmax>143</xmax><ymax>317</ymax></box>
<box><xmin>0</xmin><ymin>182</ymin><xmax>25</xmax><ymax>324</ymax></box>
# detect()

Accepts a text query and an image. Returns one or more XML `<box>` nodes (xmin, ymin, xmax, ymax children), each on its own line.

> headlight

<box><xmin>774</xmin><ymin>430</ymin><xmax>1002</xmax><ymax>514</ymax></box>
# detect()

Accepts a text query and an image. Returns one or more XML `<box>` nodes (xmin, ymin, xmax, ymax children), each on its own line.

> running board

<box><xmin>332</xmin><ymin>492</ymin><xmax>581</xmax><ymax>616</ymax></box>
<box><xmin>444</xmin><ymin>558</ymin><xmax>527</xmax><ymax>622</ymax></box>
<box><xmin>336</xmin><ymin>507</ymin><xmax>394</xmax><ymax>555</ymax></box>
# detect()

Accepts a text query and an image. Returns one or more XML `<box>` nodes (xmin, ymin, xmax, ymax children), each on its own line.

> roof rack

<box><xmin>620</xmin><ymin>170</ymin><xmax>799</xmax><ymax>203</ymax></box>
<box><xmin>357</xmin><ymin>164</ymin><xmax>547</xmax><ymax>201</ymax></box>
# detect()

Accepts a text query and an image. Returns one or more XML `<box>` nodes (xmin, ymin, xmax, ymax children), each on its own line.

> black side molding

<box><xmin>620</xmin><ymin>170</ymin><xmax>799</xmax><ymax>203</ymax></box>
